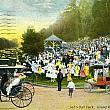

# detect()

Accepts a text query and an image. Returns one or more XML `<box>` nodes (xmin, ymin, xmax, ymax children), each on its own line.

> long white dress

<box><xmin>6</xmin><ymin>78</ymin><xmax>20</xmax><ymax>95</ymax></box>
<box><xmin>51</xmin><ymin>70</ymin><xmax>57</xmax><ymax>79</ymax></box>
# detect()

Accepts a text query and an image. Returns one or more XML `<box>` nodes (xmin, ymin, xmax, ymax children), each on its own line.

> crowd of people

<box><xmin>1</xmin><ymin>37</ymin><xmax>110</xmax><ymax>97</ymax></box>
<box><xmin>23</xmin><ymin>37</ymin><xmax>110</xmax><ymax>83</ymax></box>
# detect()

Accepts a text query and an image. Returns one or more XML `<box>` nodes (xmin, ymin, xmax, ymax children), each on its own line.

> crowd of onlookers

<box><xmin>20</xmin><ymin>37</ymin><xmax>110</xmax><ymax>83</ymax></box>
<box><xmin>1</xmin><ymin>37</ymin><xmax>110</xmax><ymax>97</ymax></box>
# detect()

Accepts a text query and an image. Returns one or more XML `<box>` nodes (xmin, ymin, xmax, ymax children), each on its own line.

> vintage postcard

<box><xmin>0</xmin><ymin>0</ymin><xmax>110</xmax><ymax>110</ymax></box>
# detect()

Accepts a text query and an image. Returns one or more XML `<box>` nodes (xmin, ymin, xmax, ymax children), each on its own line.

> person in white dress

<box><xmin>6</xmin><ymin>71</ymin><xmax>26</xmax><ymax>96</ymax></box>
<box><xmin>51</xmin><ymin>69</ymin><xmax>57</xmax><ymax>82</ymax></box>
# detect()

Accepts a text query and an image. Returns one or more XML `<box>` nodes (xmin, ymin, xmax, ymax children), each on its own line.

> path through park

<box><xmin>0</xmin><ymin>86</ymin><xmax>110</xmax><ymax>110</ymax></box>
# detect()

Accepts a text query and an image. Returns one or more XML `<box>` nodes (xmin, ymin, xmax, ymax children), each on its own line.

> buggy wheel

<box><xmin>0</xmin><ymin>90</ymin><xmax>2</xmax><ymax>102</ymax></box>
<box><xmin>106</xmin><ymin>85</ymin><xmax>110</xmax><ymax>94</ymax></box>
<box><xmin>21</xmin><ymin>81</ymin><xmax>35</xmax><ymax>96</ymax></box>
<box><xmin>11</xmin><ymin>86</ymin><xmax>32</xmax><ymax>108</ymax></box>
<box><xmin>84</xmin><ymin>83</ymin><xmax>92</xmax><ymax>92</ymax></box>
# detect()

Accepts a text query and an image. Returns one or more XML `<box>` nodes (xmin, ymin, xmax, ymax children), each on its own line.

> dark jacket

<box><xmin>57</xmin><ymin>72</ymin><xmax>63</xmax><ymax>82</ymax></box>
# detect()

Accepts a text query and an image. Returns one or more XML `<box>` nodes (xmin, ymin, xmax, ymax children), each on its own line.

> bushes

<box><xmin>0</xmin><ymin>38</ymin><xmax>18</xmax><ymax>50</ymax></box>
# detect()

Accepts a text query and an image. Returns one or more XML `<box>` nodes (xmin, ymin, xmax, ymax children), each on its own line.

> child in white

<box><xmin>67</xmin><ymin>80</ymin><xmax>75</xmax><ymax>98</ymax></box>
<box><xmin>51</xmin><ymin>69</ymin><xmax>57</xmax><ymax>82</ymax></box>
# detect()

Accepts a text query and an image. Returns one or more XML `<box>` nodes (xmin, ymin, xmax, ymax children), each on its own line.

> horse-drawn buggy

<box><xmin>84</xmin><ymin>63</ymin><xmax>110</xmax><ymax>94</ymax></box>
<box><xmin>0</xmin><ymin>65</ymin><xmax>35</xmax><ymax>108</ymax></box>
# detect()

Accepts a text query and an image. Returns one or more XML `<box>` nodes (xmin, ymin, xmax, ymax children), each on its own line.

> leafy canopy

<box><xmin>21</xmin><ymin>27</ymin><xmax>44</xmax><ymax>56</ymax></box>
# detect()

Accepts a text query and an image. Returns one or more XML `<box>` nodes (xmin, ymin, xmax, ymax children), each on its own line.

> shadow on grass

<box><xmin>25</xmin><ymin>75</ymin><xmax>85</xmax><ymax>88</ymax></box>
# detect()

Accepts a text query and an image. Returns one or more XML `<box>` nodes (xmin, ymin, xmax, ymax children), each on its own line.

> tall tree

<box><xmin>21</xmin><ymin>27</ymin><xmax>44</xmax><ymax>56</ymax></box>
<box><xmin>40</xmin><ymin>0</ymin><xmax>110</xmax><ymax>41</ymax></box>
<box><xmin>92</xmin><ymin>0</ymin><xmax>110</xmax><ymax>37</ymax></box>
<box><xmin>40</xmin><ymin>0</ymin><xmax>94</xmax><ymax>41</ymax></box>
<box><xmin>79</xmin><ymin>0</ymin><xmax>94</xmax><ymax>38</ymax></box>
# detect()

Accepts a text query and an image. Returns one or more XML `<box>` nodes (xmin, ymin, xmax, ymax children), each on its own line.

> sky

<box><xmin>0</xmin><ymin>0</ymin><xmax>69</xmax><ymax>41</ymax></box>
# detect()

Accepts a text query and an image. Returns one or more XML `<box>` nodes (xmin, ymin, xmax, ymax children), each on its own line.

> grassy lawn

<box><xmin>24</xmin><ymin>74</ymin><xmax>85</xmax><ymax>88</ymax></box>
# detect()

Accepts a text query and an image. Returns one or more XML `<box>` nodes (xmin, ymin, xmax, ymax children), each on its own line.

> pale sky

<box><xmin>0</xmin><ymin>0</ymin><xmax>69</xmax><ymax>42</ymax></box>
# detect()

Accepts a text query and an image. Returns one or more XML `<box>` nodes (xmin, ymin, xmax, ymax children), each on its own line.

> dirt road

<box><xmin>0</xmin><ymin>86</ymin><xmax>110</xmax><ymax>110</ymax></box>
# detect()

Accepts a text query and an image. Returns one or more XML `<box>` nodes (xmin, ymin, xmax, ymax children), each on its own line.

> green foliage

<box><xmin>92</xmin><ymin>0</ymin><xmax>110</xmax><ymax>36</ymax></box>
<box><xmin>0</xmin><ymin>38</ymin><xmax>18</xmax><ymax>50</ymax></box>
<box><xmin>21</xmin><ymin>27</ymin><xmax>44</xmax><ymax>56</ymax></box>
<box><xmin>108</xmin><ymin>71</ymin><xmax>110</xmax><ymax>77</ymax></box>
<box><xmin>40</xmin><ymin>0</ymin><xmax>110</xmax><ymax>41</ymax></box>
<box><xmin>40</xmin><ymin>0</ymin><xmax>94</xmax><ymax>41</ymax></box>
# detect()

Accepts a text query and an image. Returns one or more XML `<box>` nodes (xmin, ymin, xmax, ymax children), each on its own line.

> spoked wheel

<box><xmin>0</xmin><ymin>90</ymin><xmax>2</xmax><ymax>102</ymax></box>
<box><xmin>11</xmin><ymin>86</ymin><xmax>32</xmax><ymax>108</ymax></box>
<box><xmin>106</xmin><ymin>85</ymin><xmax>110</xmax><ymax>94</ymax></box>
<box><xmin>84</xmin><ymin>82</ymin><xmax>92</xmax><ymax>92</ymax></box>
<box><xmin>20</xmin><ymin>81</ymin><xmax>35</xmax><ymax>96</ymax></box>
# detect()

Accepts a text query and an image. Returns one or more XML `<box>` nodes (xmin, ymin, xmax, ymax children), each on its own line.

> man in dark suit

<box><xmin>57</xmin><ymin>69</ymin><xmax>63</xmax><ymax>91</ymax></box>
